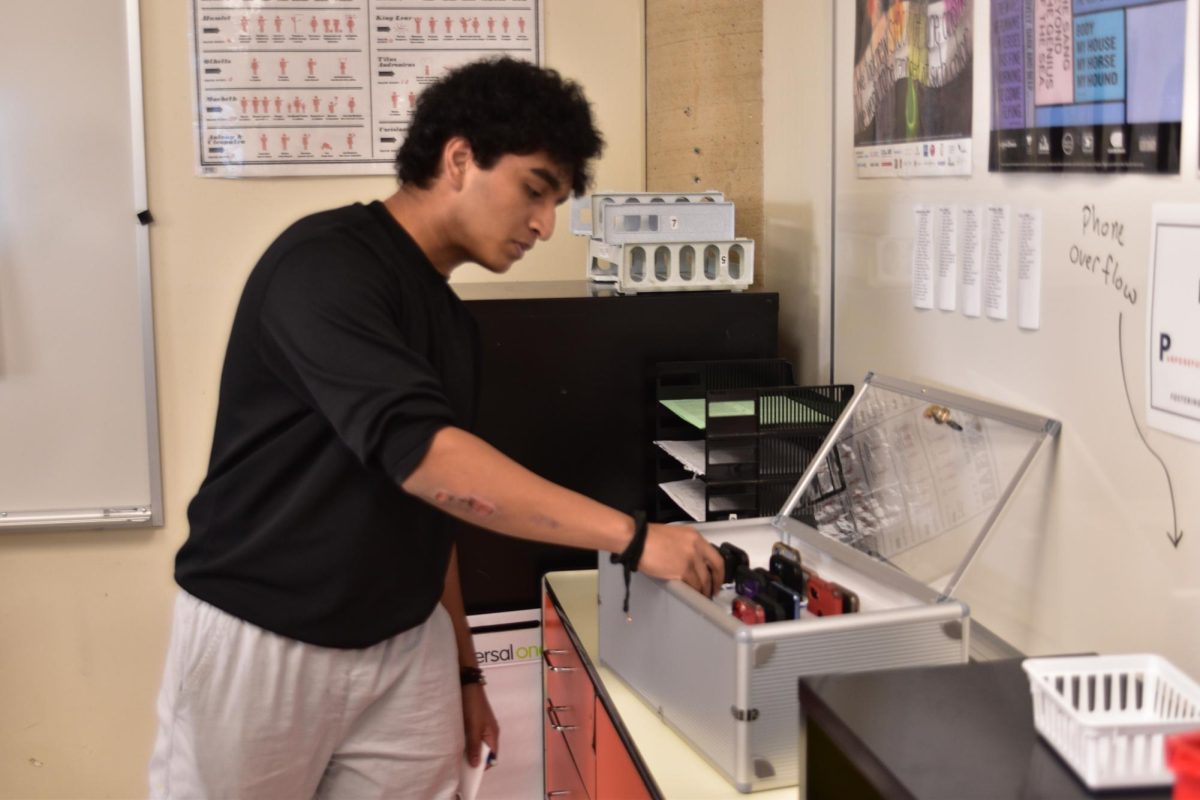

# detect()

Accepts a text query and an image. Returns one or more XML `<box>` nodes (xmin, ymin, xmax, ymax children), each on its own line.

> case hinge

<box><xmin>731</xmin><ymin>706</ymin><xmax>759</xmax><ymax>722</ymax></box>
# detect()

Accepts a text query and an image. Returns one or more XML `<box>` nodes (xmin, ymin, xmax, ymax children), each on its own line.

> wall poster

<box><xmin>853</xmin><ymin>0</ymin><xmax>974</xmax><ymax>178</ymax></box>
<box><xmin>191</xmin><ymin>0</ymin><xmax>542</xmax><ymax>177</ymax></box>
<box><xmin>1147</xmin><ymin>204</ymin><xmax>1200</xmax><ymax>443</ymax></box>
<box><xmin>990</xmin><ymin>0</ymin><xmax>1184</xmax><ymax>173</ymax></box>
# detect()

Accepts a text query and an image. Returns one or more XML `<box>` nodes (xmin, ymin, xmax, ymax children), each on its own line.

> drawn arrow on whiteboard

<box><xmin>1118</xmin><ymin>312</ymin><xmax>1183</xmax><ymax>548</ymax></box>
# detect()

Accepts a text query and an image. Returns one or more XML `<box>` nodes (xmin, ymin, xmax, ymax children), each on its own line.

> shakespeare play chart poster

<box><xmin>990</xmin><ymin>0</ymin><xmax>1184</xmax><ymax>173</ymax></box>
<box><xmin>853</xmin><ymin>0</ymin><xmax>974</xmax><ymax>178</ymax></box>
<box><xmin>191</xmin><ymin>0</ymin><xmax>542</xmax><ymax>177</ymax></box>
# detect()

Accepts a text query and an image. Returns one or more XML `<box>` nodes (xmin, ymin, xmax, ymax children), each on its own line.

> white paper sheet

<box><xmin>658</xmin><ymin>478</ymin><xmax>708</xmax><ymax>522</ymax></box>
<box><xmin>912</xmin><ymin>205</ymin><xmax>934</xmax><ymax>309</ymax></box>
<box><xmin>1016</xmin><ymin>209</ymin><xmax>1043</xmax><ymax>330</ymax></box>
<box><xmin>190</xmin><ymin>0</ymin><xmax>543</xmax><ymax>177</ymax></box>
<box><xmin>460</xmin><ymin>742</ymin><xmax>491</xmax><ymax>800</ymax></box>
<box><xmin>983</xmin><ymin>205</ymin><xmax>1010</xmax><ymax>320</ymax></box>
<box><xmin>960</xmin><ymin>206</ymin><xmax>983</xmax><ymax>317</ymax></box>
<box><xmin>1146</xmin><ymin>204</ymin><xmax>1200</xmax><ymax>441</ymax></box>
<box><xmin>935</xmin><ymin>205</ymin><xmax>958</xmax><ymax>311</ymax></box>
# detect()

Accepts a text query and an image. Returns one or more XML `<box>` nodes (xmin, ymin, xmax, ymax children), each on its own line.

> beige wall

<box><xmin>645</xmin><ymin>0</ymin><xmax>764</xmax><ymax>279</ymax></box>
<box><xmin>762</xmin><ymin>0</ymin><xmax>833</xmax><ymax>384</ymax></box>
<box><xmin>0</xmin><ymin>1</ymin><xmax>644</xmax><ymax>796</ymax></box>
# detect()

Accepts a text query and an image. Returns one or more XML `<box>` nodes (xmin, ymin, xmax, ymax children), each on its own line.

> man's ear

<box><xmin>442</xmin><ymin>136</ymin><xmax>473</xmax><ymax>190</ymax></box>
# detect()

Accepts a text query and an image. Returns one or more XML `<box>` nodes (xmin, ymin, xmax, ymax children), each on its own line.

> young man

<box><xmin>150</xmin><ymin>58</ymin><xmax>724</xmax><ymax>798</ymax></box>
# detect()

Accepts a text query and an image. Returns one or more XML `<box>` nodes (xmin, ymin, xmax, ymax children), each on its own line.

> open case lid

<box><xmin>774</xmin><ymin>373</ymin><xmax>1061</xmax><ymax>600</ymax></box>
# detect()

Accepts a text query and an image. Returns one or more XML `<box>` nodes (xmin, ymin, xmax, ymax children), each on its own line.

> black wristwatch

<box><xmin>460</xmin><ymin>665</ymin><xmax>486</xmax><ymax>686</ymax></box>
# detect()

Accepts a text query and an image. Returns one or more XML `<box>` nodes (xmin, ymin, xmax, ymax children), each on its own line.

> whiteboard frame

<box><xmin>0</xmin><ymin>0</ymin><xmax>162</xmax><ymax>532</ymax></box>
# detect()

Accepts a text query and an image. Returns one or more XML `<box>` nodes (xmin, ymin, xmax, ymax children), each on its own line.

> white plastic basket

<box><xmin>1023</xmin><ymin>654</ymin><xmax>1200</xmax><ymax>790</ymax></box>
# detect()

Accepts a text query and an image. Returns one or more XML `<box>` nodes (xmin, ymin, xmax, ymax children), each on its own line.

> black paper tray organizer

<box><xmin>652</xmin><ymin>359</ymin><xmax>853</xmax><ymax>522</ymax></box>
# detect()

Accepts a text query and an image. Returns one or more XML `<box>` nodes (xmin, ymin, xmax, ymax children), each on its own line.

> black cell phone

<box><xmin>769</xmin><ymin>551</ymin><xmax>806</xmax><ymax>594</ymax></box>
<box><xmin>733</xmin><ymin>565</ymin><xmax>765</xmax><ymax>599</ymax></box>
<box><xmin>717</xmin><ymin>542</ymin><xmax>749</xmax><ymax>585</ymax></box>
<box><xmin>771</xmin><ymin>541</ymin><xmax>801</xmax><ymax>563</ymax></box>
<box><xmin>762</xmin><ymin>578</ymin><xmax>804</xmax><ymax>619</ymax></box>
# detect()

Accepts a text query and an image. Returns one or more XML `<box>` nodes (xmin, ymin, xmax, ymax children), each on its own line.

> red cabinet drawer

<box><xmin>595</xmin><ymin>703</ymin><xmax>653</xmax><ymax>799</ymax></box>
<box><xmin>543</xmin><ymin>591</ymin><xmax>597</xmax><ymax>795</ymax></box>
<box><xmin>545</xmin><ymin>714</ymin><xmax>590</xmax><ymax>800</ymax></box>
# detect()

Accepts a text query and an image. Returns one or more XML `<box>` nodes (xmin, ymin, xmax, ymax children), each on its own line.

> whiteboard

<box><xmin>833</xmin><ymin>1</ymin><xmax>1200</xmax><ymax>677</ymax></box>
<box><xmin>0</xmin><ymin>0</ymin><xmax>161</xmax><ymax>530</ymax></box>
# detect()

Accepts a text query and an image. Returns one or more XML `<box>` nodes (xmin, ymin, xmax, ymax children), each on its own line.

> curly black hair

<box><xmin>395</xmin><ymin>58</ymin><xmax>604</xmax><ymax>197</ymax></box>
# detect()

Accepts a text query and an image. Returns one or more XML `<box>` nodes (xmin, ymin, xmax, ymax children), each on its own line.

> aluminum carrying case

<box><xmin>598</xmin><ymin>373</ymin><xmax>1060</xmax><ymax>792</ymax></box>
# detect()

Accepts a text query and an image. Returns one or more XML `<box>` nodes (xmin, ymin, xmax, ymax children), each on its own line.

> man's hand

<box><xmin>636</xmin><ymin>523</ymin><xmax>724</xmax><ymax>597</ymax></box>
<box><xmin>462</xmin><ymin>683</ymin><xmax>499</xmax><ymax>768</ymax></box>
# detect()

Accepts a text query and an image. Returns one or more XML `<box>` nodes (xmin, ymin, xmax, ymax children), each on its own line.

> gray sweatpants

<box><xmin>148</xmin><ymin>591</ymin><xmax>463</xmax><ymax>799</ymax></box>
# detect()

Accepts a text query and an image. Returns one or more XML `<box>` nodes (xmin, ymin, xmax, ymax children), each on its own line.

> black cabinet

<box><xmin>454</xmin><ymin>281</ymin><xmax>779</xmax><ymax>614</ymax></box>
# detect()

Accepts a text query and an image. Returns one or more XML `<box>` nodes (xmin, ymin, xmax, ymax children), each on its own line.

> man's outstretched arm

<box><xmin>402</xmin><ymin>426</ymin><xmax>723</xmax><ymax>595</ymax></box>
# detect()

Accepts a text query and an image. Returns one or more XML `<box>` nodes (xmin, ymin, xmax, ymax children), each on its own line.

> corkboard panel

<box><xmin>646</xmin><ymin>0</ymin><xmax>763</xmax><ymax>282</ymax></box>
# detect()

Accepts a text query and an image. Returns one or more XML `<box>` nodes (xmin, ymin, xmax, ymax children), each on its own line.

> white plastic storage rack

<box><xmin>574</xmin><ymin>190</ymin><xmax>754</xmax><ymax>293</ymax></box>
<box><xmin>570</xmin><ymin>190</ymin><xmax>725</xmax><ymax>239</ymax></box>
<box><xmin>599</xmin><ymin>373</ymin><xmax>1061</xmax><ymax>793</ymax></box>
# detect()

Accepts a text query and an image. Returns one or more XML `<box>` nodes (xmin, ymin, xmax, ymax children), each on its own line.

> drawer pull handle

<box><xmin>546</xmin><ymin>703</ymin><xmax>578</xmax><ymax>732</ymax></box>
<box><xmin>547</xmin><ymin>792</ymin><xmax>572</xmax><ymax>797</ymax></box>
<box><xmin>543</xmin><ymin>649</ymin><xmax>577</xmax><ymax>673</ymax></box>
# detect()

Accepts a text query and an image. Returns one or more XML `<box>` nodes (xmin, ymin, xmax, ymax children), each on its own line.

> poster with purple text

<box><xmin>854</xmin><ymin>0</ymin><xmax>974</xmax><ymax>178</ymax></box>
<box><xmin>990</xmin><ymin>0</ymin><xmax>1183</xmax><ymax>173</ymax></box>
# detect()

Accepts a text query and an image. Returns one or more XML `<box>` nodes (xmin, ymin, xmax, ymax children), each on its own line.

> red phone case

<box><xmin>732</xmin><ymin>596</ymin><xmax>766</xmax><ymax>625</ymax></box>
<box><xmin>805</xmin><ymin>572</ymin><xmax>847</xmax><ymax>617</ymax></box>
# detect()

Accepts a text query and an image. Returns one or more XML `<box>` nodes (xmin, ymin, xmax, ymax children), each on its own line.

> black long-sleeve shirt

<box><xmin>177</xmin><ymin>201</ymin><xmax>479</xmax><ymax>648</ymax></box>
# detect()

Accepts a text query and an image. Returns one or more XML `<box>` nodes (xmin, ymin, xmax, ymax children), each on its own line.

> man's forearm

<box><xmin>440</xmin><ymin>544</ymin><xmax>477</xmax><ymax>669</ymax></box>
<box><xmin>402</xmin><ymin>426</ymin><xmax>635</xmax><ymax>554</ymax></box>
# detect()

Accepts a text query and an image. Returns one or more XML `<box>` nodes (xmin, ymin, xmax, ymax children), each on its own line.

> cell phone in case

<box><xmin>732</xmin><ymin>596</ymin><xmax>766</xmax><ymax>625</ymax></box>
<box><xmin>805</xmin><ymin>571</ymin><xmax>850</xmax><ymax>617</ymax></box>
<box><xmin>716</xmin><ymin>542</ymin><xmax>749</xmax><ymax>584</ymax></box>
<box><xmin>769</xmin><ymin>551</ymin><xmax>806</xmax><ymax>594</ymax></box>
<box><xmin>762</xmin><ymin>578</ymin><xmax>805</xmax><ymax>620</ymax></box>
<box><xmin>771</xmin><ymin>541</ymin><xmax>801</xmax><ymax>564</ymax></box>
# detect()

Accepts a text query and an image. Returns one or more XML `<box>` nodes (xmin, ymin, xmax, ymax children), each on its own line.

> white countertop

<box><xmin>545</xmin><ymin>570</ymin><xmax>796</xmax><ymax>800</ymax></box>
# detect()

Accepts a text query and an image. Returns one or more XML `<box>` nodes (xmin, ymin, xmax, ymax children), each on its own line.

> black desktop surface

<box><xmin>453</xmin><ymin>280</ymin><xmax>779</xmax><ymax>614</ymax></box>
<box><xmin>799</xmin><ymin>658</ymin><xmax>1172</xmax><ymax>800</ymax></box>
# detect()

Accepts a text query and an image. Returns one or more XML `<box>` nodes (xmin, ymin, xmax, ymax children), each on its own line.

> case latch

<box><xmin>731</xmin><ymin>706</ymin><xmax>760</xmax><ymax>722</ymax></box>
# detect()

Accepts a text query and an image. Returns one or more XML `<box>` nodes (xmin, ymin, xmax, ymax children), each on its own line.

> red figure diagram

<box><xmin>307</xmin><ymin>57</ymin><xmax>317</xmax><ymax>76</ymax></box>
<box><xmin>250</xmin><ymin>57</ymin><xmax>259</xmax><ymax>77</ymax></box>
